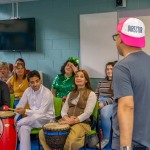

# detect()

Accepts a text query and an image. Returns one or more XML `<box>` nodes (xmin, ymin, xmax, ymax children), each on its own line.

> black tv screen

<box><xmin>0</xmin><ymin>18</ymin><xmax>36</xmax><ymax>52</ymax></box>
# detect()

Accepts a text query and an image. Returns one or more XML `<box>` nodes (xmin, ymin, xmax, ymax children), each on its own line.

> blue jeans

<box><xmin>99</xmin><ymin>97</ymin><xmax>113</xmax><ymax>150</ymax></box>
<box><xmin>14</xmin><ymin>99</ymin><xmax>22</xmax><ymax>121</ymax></box>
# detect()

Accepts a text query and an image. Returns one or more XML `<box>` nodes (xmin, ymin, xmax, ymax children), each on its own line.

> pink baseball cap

<box><xmin>117</xmin><ymin>18</ymin><xmax>145</xmax><ymax>48</ymax></box>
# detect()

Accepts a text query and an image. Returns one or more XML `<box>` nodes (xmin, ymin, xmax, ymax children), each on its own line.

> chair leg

<box><xmin>96</xmin><ymin>122</ymin><xmax>101</xmax><ymax>150</ymax></box>
<box><xmin>16</xmin><ymin>137</ymin><xmax>20</xmax><ymax>150</ymax></box>
<box><xmin>84</xmin><ymin>134</ymin><xmax>88</xmax><ymax>150</ymax></box>
<box><xmin>98</xmin><ymin>130</ymin><xmax>102</xmax><ymax>150</ymax></box>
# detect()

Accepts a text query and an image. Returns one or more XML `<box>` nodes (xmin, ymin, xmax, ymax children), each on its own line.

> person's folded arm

<box><xmin>118</xmin><ymin>96</ymin><xmax>134</xmax><ymax>147</ymax></box>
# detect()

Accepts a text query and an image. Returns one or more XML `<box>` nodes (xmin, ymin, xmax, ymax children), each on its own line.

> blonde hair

<box><xmin>0</xmin><ymin>62</ymin><xmax>9</xmax><ymax>70</ymax></box>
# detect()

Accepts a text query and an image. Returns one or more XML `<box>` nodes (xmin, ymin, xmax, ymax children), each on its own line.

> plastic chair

<box><xmin>83</xmin><ymin>101</ymin><xmax>101</xmax><ymax>149</ymax></box>
<box><xmin>10</xmin><ymin>94</ymin><xmax>15</xmax><ymax>108</ymax></box>
<box><xmin>53</xmin><ymin>97</ymin><xmax>63</xmax><ymax>119</ymax></box>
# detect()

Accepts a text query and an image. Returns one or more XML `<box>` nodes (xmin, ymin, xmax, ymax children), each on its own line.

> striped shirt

<box><xmin>95</xmin><ymin>79</ymin><xmax>114</xmax><ymax>105</ymax></box>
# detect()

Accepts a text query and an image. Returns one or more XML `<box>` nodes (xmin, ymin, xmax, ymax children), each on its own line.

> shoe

<box><xmin>101</xmin><ymin>139</ymin><xmax>109</xmax><ymax>149</ymax></box>
<box><xmin>96</xmin><ymin>143</ymin><xmax>100</xmax><ymax>149</ymax></box>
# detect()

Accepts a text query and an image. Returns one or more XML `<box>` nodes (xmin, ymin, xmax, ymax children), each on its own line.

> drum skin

<box><xmin>0</xmin><ymin>111</ymin><xmax>17</xmax><ymax>150</ymax></box>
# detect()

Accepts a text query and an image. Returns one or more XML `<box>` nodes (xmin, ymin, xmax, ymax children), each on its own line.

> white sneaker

<box><xmin>96</xmin><ymin>143</ymin><xmax>100</xmax><ymax>149</ymax></box>
<box><xmin>101</xmin><ymin>139</ymin><xmax>109</xmax><ymax>149</ymax></box>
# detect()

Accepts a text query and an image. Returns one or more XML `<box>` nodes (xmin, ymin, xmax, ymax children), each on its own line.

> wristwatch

<box><xmin>120</xmin><ymin>146</ymin><xmax>132</xmax><ymax>150</ymax></box>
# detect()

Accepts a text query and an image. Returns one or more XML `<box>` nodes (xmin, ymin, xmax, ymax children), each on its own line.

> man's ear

<box><xmin>118</xmin><ymin>34</ymin><xmax>122</xmax><ymax>44</ymax></box>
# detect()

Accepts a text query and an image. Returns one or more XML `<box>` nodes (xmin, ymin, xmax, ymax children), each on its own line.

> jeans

<box><xmin>14</xmin><ymin>99</ymin><xmax>19</xmax><ymax>108</ymax></box>
<box><xmin>14</xmin><ymin>99</ymin><xmax>22</xmax><ymax>121</ymax></box>
<box><xmin>99</xmin><ymin>97</ymin><xmax>113</xmax><ymax>150</ymax></box>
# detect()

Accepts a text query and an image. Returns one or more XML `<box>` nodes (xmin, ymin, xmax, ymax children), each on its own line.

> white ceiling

<box><xmin>0</xmin><ymin>0</ymin><xmax>38</xmax><ymax>4</ymax></box>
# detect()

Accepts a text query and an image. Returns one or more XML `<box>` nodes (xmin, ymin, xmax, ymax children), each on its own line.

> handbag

<box><xmin>87</xmin><ymin>133</ymin><xmax>99</xmax><ymax>148</ymax></box>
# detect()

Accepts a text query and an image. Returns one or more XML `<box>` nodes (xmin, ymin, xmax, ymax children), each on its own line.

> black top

<box><xmin>0</xmin><ymin>80</ymin><xmax>10</xmax><ymax>110</ymax></box>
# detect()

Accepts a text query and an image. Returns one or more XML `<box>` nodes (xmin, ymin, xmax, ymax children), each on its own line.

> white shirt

<box><xmin>61</xmin><ymin>91</ymin><xmax>97</xmax><ymax>122</ymax></box>
<box><xmin>16</xmin><ymin>84</ymin><xmax>55</xmax><ymax>120</ymax></box>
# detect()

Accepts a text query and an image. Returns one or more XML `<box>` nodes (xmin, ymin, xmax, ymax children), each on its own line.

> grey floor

<box><xmin>17</xmin><ymin>136</ymin><xmax>98</xmax><ymax>150</ymax></box>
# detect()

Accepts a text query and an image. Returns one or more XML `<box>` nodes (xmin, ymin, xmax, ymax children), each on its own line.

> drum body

<box><xmin>0</xmin><ymin>111</ymin><xmax>17</xmax><ymax>150</ymax></box>
<box><xmin>43</xmin><ymin>122</ymin><xmax>70</xmax><ymax>150</ymax></box>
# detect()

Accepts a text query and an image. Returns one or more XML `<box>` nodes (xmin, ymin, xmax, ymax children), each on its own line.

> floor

<box><xmin>17</xmin><ymin>138</ymin><xmax>99</xmax><ymax>150</ymax></box>
<box><xmin>17</xmin><ymin>137</ymin><xmax>43</xmax><ymax>150</ymax></box>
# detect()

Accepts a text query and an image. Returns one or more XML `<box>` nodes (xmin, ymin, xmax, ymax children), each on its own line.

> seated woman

<box><xmin>15</xmin><ymin>58</ymin><xmax>30</xmax><ymax>74</ymax></box>
<box><xmin>39</xmin><ymin>70</ymin><xmax>97</xmax><ymax>150</ymax></box>
<box><xmin>95</xmin><ymin>61</ymin><xmax>116</xmax><ymax>150</ymax></box>
<box><xmin>51</xmin><ymin>57</ymin><xmax>79</xmax><ymax>102</ymax></box>
<box><xmin>0</xmin><ymin>80</ymin><xmax>10</xmax><ymax>110</ymax></box>
<box><xmin>7</xmin><ymin>62</ymin><xmax>29</xmax><ymax>108</ymax></box>
<box><xmin>0</xmin><ymin>62</ymin><xmax>12</xmax><ymax>82</ymax></box>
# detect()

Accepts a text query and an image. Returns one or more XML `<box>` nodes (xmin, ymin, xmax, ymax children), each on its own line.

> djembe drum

<box><xmin>43</xmin><ymin>122</ymin><xmax>70</xmax><ymax>150</ymax></box>
<box><xmin>0</xmin><ymin>111</ymin><xmax>17</xmax><ymax>150</ymax></box>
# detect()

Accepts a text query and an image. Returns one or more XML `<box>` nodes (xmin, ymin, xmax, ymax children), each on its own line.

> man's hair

<box><xmin>27</xmin><ymin>70</ymin><xmax>41</xmax><ymax>82</ymax></box>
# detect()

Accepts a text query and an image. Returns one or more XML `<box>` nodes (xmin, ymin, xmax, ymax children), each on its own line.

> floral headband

<box><xmin>68</xmin><ymin>57</ymin><xmax>79</xmax><ymax>66</ymax></box>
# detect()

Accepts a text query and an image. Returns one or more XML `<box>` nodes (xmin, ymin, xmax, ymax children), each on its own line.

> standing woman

<box><xmin>51</xmin><ymin>57</ymin><xmax>79</xmax><ymax>101</ymax></box>
<box><xmin>95</xmin><ymin>61</ymin><xmax>116</xmax><ymax>150</ymax></box>
<box><xmin>7</xmin><ymin>62</ymin><xmax>29</xmax><ymax>108</ymax></box>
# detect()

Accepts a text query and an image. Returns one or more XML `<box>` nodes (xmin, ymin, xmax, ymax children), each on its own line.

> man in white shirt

<box><xmin>15</xmin><ymin>70</ymin><xmax>55</xmax><ymax>150</ymax></box>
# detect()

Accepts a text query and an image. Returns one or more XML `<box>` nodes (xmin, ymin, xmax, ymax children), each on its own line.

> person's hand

<box><xmin>62</xmin><ymin>115</ymin><xmax>70</xmax><ymax>121</ymax></box>
<box><xmin>70</xmin><ymin>63</ymin><xmax>78</xmax><ymax>73</ymax></box>
<box><xmin>99</xmin><ymin>102</ymin><xmax>104</xmax><ymax>109</ymax></box>
<box><xmin>59</xmin><ymin>119</ymin><xmax>75</xmax><ymax>125</ymax></box>
<box><xmin>63</xmin><ymin>116</ymin><xmax>75</xmax><ymax>122</ymax></box>
<box><xmin>59</xmin><ymin>120</ymin><xmax>69</xmax><ymax>124</ymax></box>
<box><xmin>15</xmin><ymin>108</ymin><xmax>25</xmax><ymax>114</ymax></box>
<box><xmin>59</xmin><ymin>116</ymin><xmax>76</xmax><ymax>125</ymax></box>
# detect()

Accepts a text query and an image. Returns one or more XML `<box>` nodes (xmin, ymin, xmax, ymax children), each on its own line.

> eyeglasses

<box><xmin>112</xmin><ymin>34</ymin><xmax>119</xmax><ymax>41</ymax></box>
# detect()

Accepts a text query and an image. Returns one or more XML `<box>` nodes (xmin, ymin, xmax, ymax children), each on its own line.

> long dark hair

<box><xmin>15</xmin><ymin>58</ymin><xmax>25</xmax><ymax>66</ymax></box>
<box><xmin>60</xmin><ymin>60</ymin><xmax>79</xmax><ymax>75</ymax></box>
<box><xmin>105</xmin><ymin>61</ymin><xmax>116</xmax><ymax>80</ymax></box>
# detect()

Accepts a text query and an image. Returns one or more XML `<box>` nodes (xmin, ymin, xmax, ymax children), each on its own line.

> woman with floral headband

<box><xmin>51</xmin><ymin>57</ymin><xmax>79</xmax><ymax>102</ymax></box>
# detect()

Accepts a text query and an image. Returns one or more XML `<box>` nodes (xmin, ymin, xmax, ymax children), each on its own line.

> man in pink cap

<box><xmin>112</xmin><ymin>18</ymin><xmax>150</xmax><ymax>150</ymax></box>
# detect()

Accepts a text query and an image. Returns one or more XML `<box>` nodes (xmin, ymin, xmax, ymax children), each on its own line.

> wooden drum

<box><xmin>43</xmin><ymin>122</ymin><xmax>70</xmax><ymax>150</ymax></box>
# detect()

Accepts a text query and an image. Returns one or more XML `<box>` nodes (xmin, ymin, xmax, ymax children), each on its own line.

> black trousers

<box><xmin>133</xmin><ymin>146</ymin><xmax>147</xmax><ymax>150</ymax></box>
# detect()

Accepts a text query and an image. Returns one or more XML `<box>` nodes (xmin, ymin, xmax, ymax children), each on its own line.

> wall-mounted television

<box><xmin>0</xmin><ymin>18</ymin><xmax>36</xmax><ymax>52</ymax></box>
